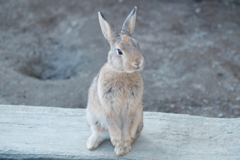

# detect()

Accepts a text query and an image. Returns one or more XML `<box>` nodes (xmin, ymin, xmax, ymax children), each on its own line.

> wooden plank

<box><xmin>0</xmin><ymin>105</ymin><xmax>239</xmax><ymax>159</ymax></box>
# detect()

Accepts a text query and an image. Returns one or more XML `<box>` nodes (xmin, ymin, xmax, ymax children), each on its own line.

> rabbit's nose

<box><xmin>132</xmin><ymin>58</ymin><xmax>141</xmax><ymax>68</ymax></box>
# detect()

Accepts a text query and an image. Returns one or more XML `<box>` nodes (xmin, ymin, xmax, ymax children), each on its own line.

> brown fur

<box><xmin>86</xmin><ymin>6</ymin><xmax>144</xmax><ymax>156</ymax></box>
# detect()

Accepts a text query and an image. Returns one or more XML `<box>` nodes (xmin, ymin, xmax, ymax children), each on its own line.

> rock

<box><xmin>195</xmin><ymin>7</ymin><xmax>201</xmax><ymax>14</ymax></box>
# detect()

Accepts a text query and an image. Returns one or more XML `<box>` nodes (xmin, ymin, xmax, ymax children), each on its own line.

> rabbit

<box><xmin>86</xmin><ymin>6</ymin><xmax>144</xmax><ymax>156</ymax></box>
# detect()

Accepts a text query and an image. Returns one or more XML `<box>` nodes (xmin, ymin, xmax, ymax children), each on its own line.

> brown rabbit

<box><xmin>86</xmin><ymin>6</ymin><xmax>144</xmax><ymax>156</ymax></box>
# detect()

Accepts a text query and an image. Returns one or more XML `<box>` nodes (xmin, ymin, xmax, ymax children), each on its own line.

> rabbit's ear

<box><xmin>121</xmin><ymin>6</ymin><xmax>137</xmax><ymax>36</ymax></box>
<box><xmin>98</xmin><ymin>12</ymin><xmax>118</xmax><ymax>45</ymax></box>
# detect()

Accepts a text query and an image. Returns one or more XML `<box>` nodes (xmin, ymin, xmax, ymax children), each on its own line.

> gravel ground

<box><xmin>0</xmin><ymin>0</ymin><xmax>239</xmax><ymax>118</ymax></box>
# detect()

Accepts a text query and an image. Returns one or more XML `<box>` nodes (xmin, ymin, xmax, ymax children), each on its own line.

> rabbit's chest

<box><xmin>99</xmin><ymin>78</ymin><xmax>143</xmax><ymax>109</ymax></box>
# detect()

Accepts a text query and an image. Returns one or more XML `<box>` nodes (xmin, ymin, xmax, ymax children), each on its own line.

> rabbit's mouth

<box><xmin>135</xmin><ymin>65</ymin><xmax>144</xmax><ymax>71</ymax></box>
<box><xmin>137</xmin><ymin>65</ymin><xmax>144</xmax><ymax>71</ymax></box>
<box><xmin>126</xmin><ymin>65</ymin><xmax>144</xmax><ymax>73</ymax></box>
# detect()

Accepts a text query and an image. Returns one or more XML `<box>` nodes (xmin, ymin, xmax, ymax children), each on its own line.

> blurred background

<box><xmin>0</xmin><ymin>0</ymin><xmax>239</xmax><ymax>118</ymax></box>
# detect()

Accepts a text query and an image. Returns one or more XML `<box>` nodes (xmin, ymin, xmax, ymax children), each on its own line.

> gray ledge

<box><xmin>0</xmin><ymin>105</ymin><xmax>240</xmax><ymax>160</ymax></box>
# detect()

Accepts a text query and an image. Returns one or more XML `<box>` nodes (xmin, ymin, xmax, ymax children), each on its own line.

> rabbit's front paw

<box><xmin>110</xmin><ymin>138</ymin><xmax>125</xmax><ymax>156</ymax></box>
<box><xmin>113</xmin><ymin>139</ymin><xmax>132</xmax><ymax>156</ymax></box>
<box><xmin>114</xmin><ymin>145</ymin><xmax>125</xmax><ymax>156</ymax></box>
<box><xmin>111</xmin><ymin>138</ymin><xmax>123</xmax><ymax>147</ymax></box>
<box><xmin>114</xmin><ymin>145</ymin><xmax>131</xmax><ymax>156</ymax></box>
<box><xmin>123</xmin><ymin>141</ymin><xmax>132</xmax><ymax>153</ymax></box>
<box><xmin>86</xmin><ymin>135</ymin><xmax>101</xmax><ymax>150</ymax></box>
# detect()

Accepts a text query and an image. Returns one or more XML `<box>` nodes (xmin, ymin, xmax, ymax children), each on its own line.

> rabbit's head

<box><xmin>98</xmin><ymin>6</ymin><xmax>144</xmax><ymax>73</ymax></box>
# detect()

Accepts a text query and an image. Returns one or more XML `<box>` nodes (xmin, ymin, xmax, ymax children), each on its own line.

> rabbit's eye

<box><xmin>117</xmin><ymin>49</ymin><xmax>123</xmax><ymax>55</ymax></box>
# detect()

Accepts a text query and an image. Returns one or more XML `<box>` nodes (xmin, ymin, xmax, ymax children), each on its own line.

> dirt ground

<box><xmin>0</xmin><ymin>0</ymin><xmax>239</xmax><ymax>118</ymax></box>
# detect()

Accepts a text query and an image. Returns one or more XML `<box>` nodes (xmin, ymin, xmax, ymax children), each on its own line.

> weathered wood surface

<box><xmin>0</xmin><ymin>105</ymin><xmax>239</xmax><ymax>160</ymax></box>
